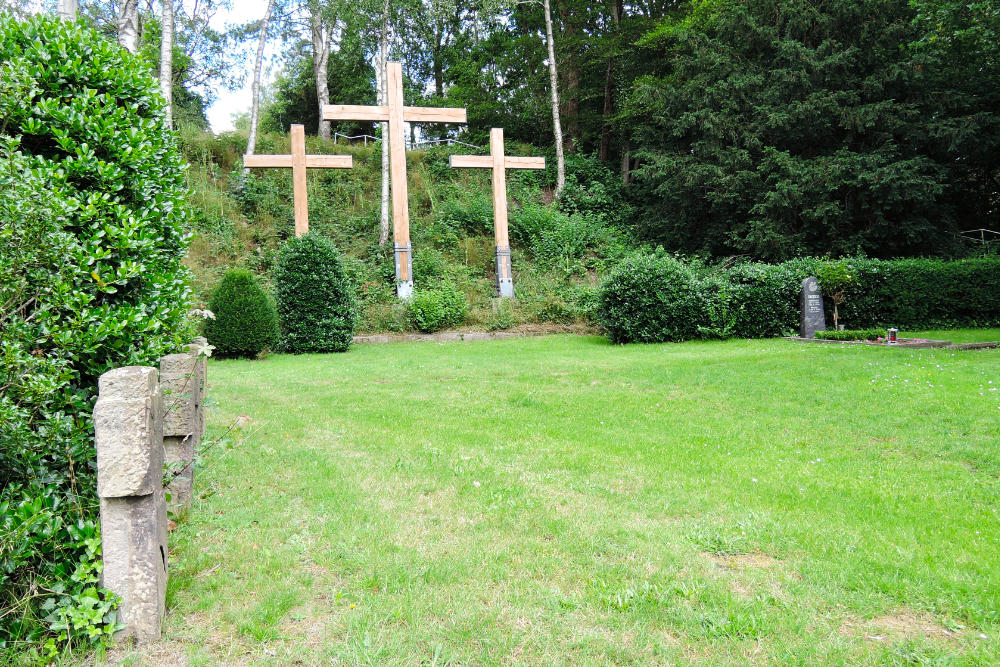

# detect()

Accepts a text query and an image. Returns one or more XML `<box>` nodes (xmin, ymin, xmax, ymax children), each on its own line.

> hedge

<box><xmin>598</xmin><ymin>253</ymin><xmax>1000</xmax><ymax>343</ymax></box>
<box><xmin>204</xmin><ymin>269</ymin><xmax>280</xmax><ymax>358</ymax></box>
<box><xmin>0</xmin><ymin>15</ymin><xmax>191</xmax><ymax>654</ymax></box>
<box><xmin>274</xmin><ymin>235</ymin><xmax>358</xmax><ymax>353</ymax></box>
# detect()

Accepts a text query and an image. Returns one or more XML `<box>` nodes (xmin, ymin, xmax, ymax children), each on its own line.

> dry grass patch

<box><xmin>839</xmin><ymin>609</ymin><xmax>960</xmax><ymax>642</ymax></box>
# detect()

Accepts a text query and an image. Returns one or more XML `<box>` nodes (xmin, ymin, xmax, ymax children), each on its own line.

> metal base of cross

<box><xmin>495</xmin><ymin>246</ymin><xmax>514</xmax><ymax>298</ymax></box>
<box><xmin>394</xmin><ymin>243</ymin><xmax>414</xmax><ymax>300</ymax></box>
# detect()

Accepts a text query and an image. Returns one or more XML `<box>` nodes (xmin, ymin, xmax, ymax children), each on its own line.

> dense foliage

<box><xmin>274</xmin><ymin>235</ymin><xmax>358</xmax><ymax>353</ymax></box>
<box><xmin>814</xmin><ymin>329</ymin><xmax>885</xmax><ymax>341</ymax></box>
<box><xmin>408</xmin><ymin>283</ymin><xmax>468</xmax><ymax>333</ymax></box>
<box><xmin>0</xmin><ymin>15</ymin><xmax>191</xmax><ymax>655</ymax></box>
<box><xmin>204</xmin><ymin>269</ymin><xmax>279</xmax><ymax>358</ymax></box>
<box><xmin>621</xmin><ymin>0</ymin><xmax>1000</xmax><ymax>260</ymax></box>
<box><xmin>598</xmin><ymin>253</ymin><xmax>1000</xmax><ymax>344</ymax></box>
<box><xmin>597</xmin><ymin>252</ymin><xmax>707</xmax><ymax>344</ymax></box>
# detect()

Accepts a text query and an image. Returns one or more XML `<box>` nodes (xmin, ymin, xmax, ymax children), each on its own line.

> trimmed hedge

<box><xmin>597</xmin><ymin>252</ymin><xmax>707</xmax><ymax>343</ymax></box>
<box><xmin>274</xmin><ymin>235</ymin><xmax>358</xmax><ymax>353</ymax></box>
<box><xmin>814</xmin><ymin>329</ymin><xmax>884</xmax><ymax>341</ymax></box>
<box><xmin>598</xmin><ymin>253</ymin><xmax>1000</xmax><ymax>343</ymax></box>
<box><xmin>204</xmin><ymin>270</ymin><xmax>280</xmax><ymax>358</ymax></box>
<box><xmin>724</xmin><ymin>257</ymin><xmax>1000</xmax><ymax>337</ymax></box>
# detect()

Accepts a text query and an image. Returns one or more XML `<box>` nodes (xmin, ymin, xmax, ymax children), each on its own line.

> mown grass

<box><xmin>113</xmin><ymin>332</ymin><xmax>999</xmax><ymax>665</ymax></box>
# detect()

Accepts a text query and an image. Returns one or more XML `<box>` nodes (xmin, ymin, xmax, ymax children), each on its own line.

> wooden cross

<box><xmin>449</xmin><ymin>128</ymin><xmax>545</xmax><ymax>298</ymax></box>
<box><xmin>243</xmin><ymin>124</ymin><xmax>353</xmax><ymax>238</ymax></box>
<box><xmin>323</xmin><ymin>62</ymin><xmax>467</xmax><ymax>299</ymax></box>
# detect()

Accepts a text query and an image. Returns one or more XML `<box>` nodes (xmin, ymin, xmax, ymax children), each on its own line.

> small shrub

<box><xmin>814</xmin><ymin>329</ymin><xmax>884</xmax><ymax>341</ymax></box>
<box><xmin>488</xmin><ymin>298</ymin><xmax>517</xmax><ymax>330</ymax></box>
<box><xmin>409</xmin><ymin>284</ymin><xmax>468</xmax><ymax>332</ymax></box>
<box><xmin>273</xmin><ymin>235</ymin><xmax>358</xmax><ymax>353</ymax></box>
<box><xmin>597</xmin><ymin>251</ymin><xmax>708</xmax><ymax>343</ymax></box>
<box><xmin>204</xmin><ymin>269</ymin><xmax>279</xmax><ymax>358</ymax></box>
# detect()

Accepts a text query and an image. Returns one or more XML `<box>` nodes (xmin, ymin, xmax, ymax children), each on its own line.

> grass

<box><xmin>112</xmin><ymin>332</ymin><xmax>1000</xmax><ymax>665</ymax></box>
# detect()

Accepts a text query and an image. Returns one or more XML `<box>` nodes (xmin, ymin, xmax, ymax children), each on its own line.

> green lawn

<box><xmin>115</xmin><ymin>332</ymin><xmax>1000</xmax><ymax>665</ymax></box>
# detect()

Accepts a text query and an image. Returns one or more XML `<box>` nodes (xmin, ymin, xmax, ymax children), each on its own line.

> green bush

<box><xmin>597</xmin><ymin>252</ymin><xmax>708</xmax><ymax>343</ymax></box>
<box><xmin>814</xmin><ymin>329</ymin><xmax>884</xmax><ymax>341</ymax></box>
<box><xmin>718</xmin><ymin>256</ymin><xmax>1000</xmax><ymax>336</ymax></box>
<box><xmin>273</xmin><ymin>235</ymin><xmax>358</xmax><ymax>353</ymax></box>
<box><xmin>409</xmin><ymin>284</ymin><xmax>468</xmax><ymax>332</ymax></box>
<box><xmin>204</xmin><ymin>270</ymin><xmax>279</xmax><ymax>358</ymax></box>
<box><xmin>0</xmin><ymin>15</ymin><xmax>192</xmax><ymax>652</ymax></box>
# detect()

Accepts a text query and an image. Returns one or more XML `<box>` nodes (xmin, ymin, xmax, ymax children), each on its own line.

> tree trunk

<box><xmin>311</xmin><ymin>10</ymin><xmax>332</xmax><ymax>140</ymax></box>
<box><xmin>378</xmin><ymin>0</ymin><xmax>391</xmax><ymax>246</ymax></box>
<box><xmin>160</xmin><ymin>0</ymin><xmax>174</xmax><ymax>128</ymax></box>
<box><xmin>58</xmin><ymin>0</ymin><xmax>78</xmax><ymax>20</ymax></box>
<box><xmin>599</xmin><ymin>0</ymin><xmax>623</xmax><ymax>161</ymax></box>
<box><xmin>246</xmin><ymin>0</ymin><xmax>275</xmax><ymax>158</ymax></box>
<box><xmin>543</xmin><ymin>0</ymin><xmax>565</xmax><ymax>198</ymax></box>
<box><xmin>117</xmin><ymin>0</ymin><xmax>140</xmax><ymax>53</ymax></box>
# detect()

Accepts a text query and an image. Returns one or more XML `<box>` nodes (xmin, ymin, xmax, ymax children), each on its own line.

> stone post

<box><xmin>159</xmin><ymin>343</ymin><xmax>203</xmax><ymax>512</ymax></box>
<box><xmin>94</xmin><ymin>366</ymin><xmax>167</xmax><ymax>643</ymax></box>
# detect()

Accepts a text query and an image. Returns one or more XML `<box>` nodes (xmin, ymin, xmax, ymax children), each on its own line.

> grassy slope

<box><xmin>179</xmin><ymin>130</ymin><xmax>610</xmax><ymax>334</ymax></box>
<box><xmin>115</xmin><ymin>333</ymin><xmax>1000</xmax><ymax>665</ymax></box>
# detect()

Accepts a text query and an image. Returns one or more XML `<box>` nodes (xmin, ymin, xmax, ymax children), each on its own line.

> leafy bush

<box><xmin>409</xmin><ymin>284</ymin><xmax>468</xmax><ymax>332</ymax></box>
<box><xmin>274</xmin><ymin>235</ymin><xmax>358</xmax><ymax>353</ymax></box>
<box><xmin>204</xmin><ymin>270</ymin><xmax>279</xmax><ymax>358</ymax></box>
<box><xmin>0</xmin><ymin>15</ymin><xmax>192</xmax><ymax>652</ymax></box>
<box><xmin>719</xmin><ymin>256</ymin><xmax>1000</xmax><ymax>335</ymax></box>
<box><xmin>814</xmin><ymin>329</ymin><xmax>884</xmax><ymax>341</ymax></box>
<box><xmin>597</xmin><ymin>252</ymin><xmax>708</xmax><ymax>343</ymax></box>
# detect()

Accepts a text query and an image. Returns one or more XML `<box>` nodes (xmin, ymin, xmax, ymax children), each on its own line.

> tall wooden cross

<box><xmin>243</xmin><ymin>124</ymin><xmax>353</xmax><ymax>238</ymax></box>
<box><xmin>449</xmin><ymin>128</ymin><xmax>545</xmax><ymax>298</ymax></box>
<box><xmin>323</xmin><ymin>62</ymin><xmax>468</xmax><ymax>299</ymax></box>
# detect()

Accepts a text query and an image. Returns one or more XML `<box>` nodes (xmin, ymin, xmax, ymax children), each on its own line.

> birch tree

<box><xmin>58</xmin><ymin>0</ymin><xmax>78</xmax><ymax>20</ymax></box>
<box><xmin>160</xmin><ymin>0</ymin><xmax>175</xmax><ymax>128</ymax></box>
<box><xmin>542</xmin><ymin>0</ymin><xmax>565</xmax><ymax>197</ymax></box>
<box><xmin>117</xmin><ymin>0</ymin><xmax>140</xmax><ymax>54</ymax></box>
<box><xmin>377</xmin><ymin>0</ymin><xmax>391</xmax><ymax>245</ymax></box>
<box><xmin>247</xmin><ymin>0</ymin><xmax>275</xmax><ymax>157</ymax></box>
<box><xmin>307</xmin><ymin>0</ymin><xmax>333</xmax><ymax>140</ymax></box>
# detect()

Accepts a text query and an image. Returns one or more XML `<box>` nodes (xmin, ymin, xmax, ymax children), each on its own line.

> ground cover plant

<box><xmin>115</xmin><ymin>333</ymin><xmax>1000</xmax><ymax>665</ymax></box>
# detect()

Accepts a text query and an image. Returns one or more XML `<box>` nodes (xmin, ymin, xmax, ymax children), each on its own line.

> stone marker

<box><xmin>95</xmin><ymin>366</ymin><xmax>167</xmax><ymax>642</ymax></box>
<box><xmin>186</xmin><ymin>337</ymin><xmax>209</xmax><ymax>440</ymax></box>
<box><xmin>159</xmin><ymin>350</ymin><xmax>201</xmax><ymax>512</ymax></box>
<box><xmin>799</xmin><ymin>276</ymin><xmax>826</xmax><ymax>339</ymax></box>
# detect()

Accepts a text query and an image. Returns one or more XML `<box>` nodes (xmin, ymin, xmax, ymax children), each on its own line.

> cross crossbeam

<box><xmin>324</xmin><ymin>62</ymin><xmax>468</xmax><ymax>298</ymax></box>
<box><xmin>242</xmin><ymin>124</ymin><xmax>353</xmax><ymax>237</ymax></box>
<box><xmin>449</xmin><ymin>128</ymin><xmax>545</xmax><ymax>298</ymax></box>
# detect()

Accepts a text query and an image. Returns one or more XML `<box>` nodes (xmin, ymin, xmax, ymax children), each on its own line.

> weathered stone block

<box><xmin>163</xmin><ymin>434</ymin><xmax>194</xmax><ymax>511</ymax></box>
<box><xmin>100</xmin><ymin>491</ymin><xmax>168</xmax><ymax>642</ymax></box>
<box><xmin>95</xmin><ymin>367</ymin><xmax>163</xmax><ymax>499</ymax></box>
<box><xmin>159</xmin><ymin>353</ymin><xmax>199</xmax><ymax>439</ymax></box>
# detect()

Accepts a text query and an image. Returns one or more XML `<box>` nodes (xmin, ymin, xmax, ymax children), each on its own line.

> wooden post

<box><xmin>243</xmin><ymin>124</ymin><xmax>353</xmax><ymax>237</ymax></box>
<box><xmin>324</xmin><ymin>62</ymin><xmax>468</xmax><ymax>299</ymax></box>
<box><xmin>449</xmin><ymin>129</ymin><xmax>545</xmax><ymax>298</ymax></box>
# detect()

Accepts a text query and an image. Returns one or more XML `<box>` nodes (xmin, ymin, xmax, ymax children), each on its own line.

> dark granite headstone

<box><xmin>799</xmin><ymin>277</ymin><xmax>826</xmax><ymax>338</ymax></box>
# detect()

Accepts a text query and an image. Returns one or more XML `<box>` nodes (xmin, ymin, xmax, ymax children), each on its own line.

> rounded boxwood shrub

<box><xmin>409</xmin><ymin>283</ymin><xmax>468</xmax><ymax>332</ymax></box>
<box><xmin>597</xmin><ymin>251</ymin><xmax>708</xmax><ymax>343</ymax></box>
<box><xmin>274</xmin><ymin>234</ymin><xmax>358</xmax><ymax>353</ymax></box>
<box><xmin>0</xmin><ymin>15</ymin><xmax>192</xmax><ymax>650</ymax></box>
<box><xmin>204</xmin><ymin>270</ymin><xmax>279</xmax><ymax>358</ymax></box>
